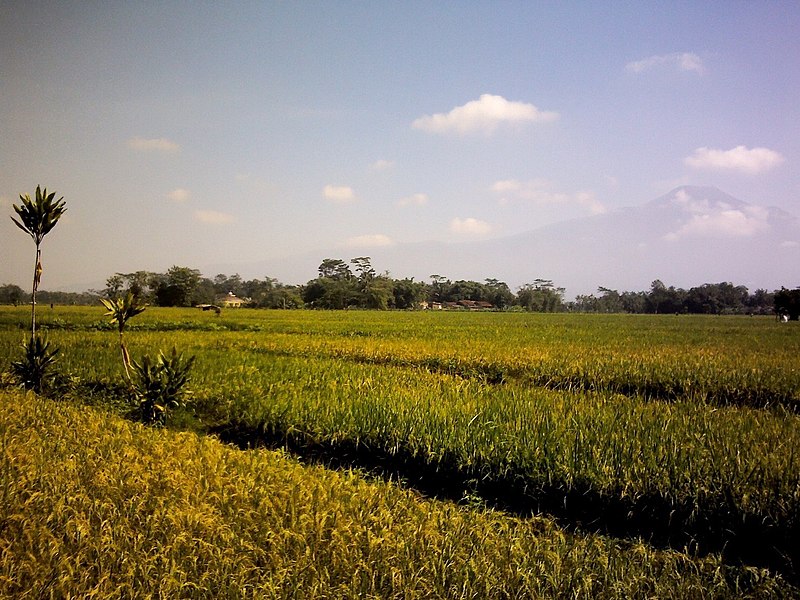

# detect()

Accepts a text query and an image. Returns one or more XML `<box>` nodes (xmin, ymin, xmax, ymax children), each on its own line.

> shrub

<box><xmin>100</xmin><ymin>291</ymin><xmax>147</xmax><ymax>381</ymax></box>
<box><xmin>10</xmin><ymin>335</ymin><xmax>59</xmax><ymax>394</ymax></box>
<box><xmin>131</xmin><ymin>347</ymin><xmax>195</xmax><ymax>425</ymax></box>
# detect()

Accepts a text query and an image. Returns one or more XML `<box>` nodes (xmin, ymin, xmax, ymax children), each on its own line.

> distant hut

<box><xmin>218</xmin><ymin>292</ymin><xmax>247</xmax><ymax>308</ymax></box>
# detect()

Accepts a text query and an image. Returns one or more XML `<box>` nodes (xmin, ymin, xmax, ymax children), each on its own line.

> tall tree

<box><xmin>212</xmin><ymin>273</ymin><xmax>244</xmax><ymax>297</ymax></box>
<box><xmin>392</xmin><ymin>278</ymin><xmax>425</xmax><ymax>309</ymax></box>
<box><xmin>351</xmin><ymin>256</ymin><xmax>376</xmax><ymax>282</ymax></box>
<box><xmin>747</xmin><ymin>288</ymin><xmax>774</xmax><ymax>315</ymax></box>
<box><xmin>774</xmin><ymin>288</ymin><xmax>800</xmax><ymax>320</ymax></box>
<box><xmin>484</xmin><ymin>278</ymin><xmax>514</xmax><ymax>309</ymax></box>
<box><xmin>429</xmin><ymin>275</ymin><xmax>449</xmax><ymax>303</ymax></box>
<box><xmin>620</xmin><ymin>291</ymin><xmax>647</xmax><ymax>313</ymax></box>
<box><xmin>155</xmin><ymin>266</ymin><xmax>202</xmax><ymax>306</ymax></box>
<box><xmin>0</xmin><ymin>284</ymin><xmax>26</xmax><ymax>305</ymax></box>
<box><xmin>104</xmin><ymin>274</ymin><xmax>125</xmax><ymax>298</ymax></box>
<box><xmin>447</xmin><ymin>280</ymin><xmax>486</xmax><ymax>302</ymax></box>
<box><xmin>318</xmin><ymin>258</ymin><xmax>352</xmax><ymax>280</ymax></box>
<box><xmin>517</xmin><ymin>279</ymin><xmax>564</xmax><ymax>312</ymax></box>
<box><xmin>123</xmin><ymin>271</ymin><xmax>156</xmax><ymax>300</ymax></box>
<box><xmin>596</xmin><ymin>287</ymin><xmax>623</xmax><ymax>313</ymax></box>
<box><xmin>646</xmin><ymin>280</ymin><xmax>685</xmax><ymax>314</ymax></box>
<box><xmin>11</xmin><ymin>185</ymin><xmax>66</xmax><ymax>338</ymax></box>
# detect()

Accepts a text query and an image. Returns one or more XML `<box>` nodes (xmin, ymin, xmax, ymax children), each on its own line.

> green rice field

<box><xmin>2</xmin><ymin>305</ymin><xmax>800</xmax><ymax>597</ymax></box>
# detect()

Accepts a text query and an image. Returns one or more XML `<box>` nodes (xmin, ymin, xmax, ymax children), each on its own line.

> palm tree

<box><xmin>100</xmin><ymin>291</ymin><xmax>147</xmax><ymax>381</ymax></box>
<box><xmin>11</xmin><ymin>185</ymin><xmax>67</xmax><ymax>338</ymax></box>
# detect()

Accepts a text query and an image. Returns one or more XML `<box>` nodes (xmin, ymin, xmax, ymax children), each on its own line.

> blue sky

<box><xmin>2</xmin><ymin>1</ymin><xmax>799</xmax><ymax>290</ymax></box>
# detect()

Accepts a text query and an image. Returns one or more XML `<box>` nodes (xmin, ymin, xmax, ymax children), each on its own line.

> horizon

<box><xmin>2</xmin><ymin>3</ymin><xmax>799</xmax><ymax>294</ymax></box>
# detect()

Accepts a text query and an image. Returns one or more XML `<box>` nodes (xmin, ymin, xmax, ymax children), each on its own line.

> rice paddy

<box><xmin>1</xmin><ymin>305</ymin><xmax>799</xmax><ymax>596</ymax></box>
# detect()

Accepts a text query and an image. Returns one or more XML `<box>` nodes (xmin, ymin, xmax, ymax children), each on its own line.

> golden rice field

<box><xmin>2</xmin><ymin>305</ymin><xmax>800</xmax><ymax>597</ymax></box>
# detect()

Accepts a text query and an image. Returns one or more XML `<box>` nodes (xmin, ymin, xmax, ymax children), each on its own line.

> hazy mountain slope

<box><xmin>210</xmin><ymin>186</ymin><xmax>800</xmax><ymax>297</ymax></box>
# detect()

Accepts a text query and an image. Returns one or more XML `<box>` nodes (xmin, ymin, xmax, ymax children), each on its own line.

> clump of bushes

<box><xmin>100</xmin><ymin>293</ymin><xmax>196</xmax><ymax>425</ymax></box>
<box><xmin>10</xmin><ymin>335</ymin><xmax>59</xmax><ymax>394</ymax></box>
<box><xmin>131</xmin><ymin>347</ymin><xmax>195</xmax><ymax>425</ymax></box>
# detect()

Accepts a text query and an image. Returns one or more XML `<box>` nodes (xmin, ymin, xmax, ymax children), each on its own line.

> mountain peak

<box><xmin>649</xmin><ymin>185</ymin><xmax>747</xmax><ymax>210</ymax></box>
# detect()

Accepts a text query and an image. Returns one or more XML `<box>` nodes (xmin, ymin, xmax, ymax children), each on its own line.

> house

<box><xmin>218</xmin><ymin>292</ymin><xmax>247</xmax><ymax>308</ymax></box>
<box><xmin>418</xmin><ymin>301</ymin><xmax>443</xmax><ymax>310</ymax></box>
<box><xmin>420</xmin><ymin>300</ymin><xmax>493</xmax><ymax>310</ymax></box>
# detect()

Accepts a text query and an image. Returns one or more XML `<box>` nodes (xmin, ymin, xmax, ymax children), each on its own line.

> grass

<box><xmin>198</xmin><ymin>352</ymin><xmax>800</xmax><ymax>573</ymax></box>
<box><xmin>0</xmin><ymin>389</ymin><xmax>793</xmax><ymax>598</ymax></box>
<box><xmin>2</xmin><ymin>306</ymin><xmax>800</xmax><ymax>590</ymax></box>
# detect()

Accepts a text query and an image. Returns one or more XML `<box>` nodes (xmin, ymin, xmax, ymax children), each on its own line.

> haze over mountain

<box><xmin>210</xmin><ymin>186</ymin><xmax>800</xmax><ymax>298</ymax></box>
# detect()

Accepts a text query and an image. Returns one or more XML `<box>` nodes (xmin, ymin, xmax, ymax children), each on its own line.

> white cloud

<box><xmin>344</xmin><ymin>234</ymin><xmax>394</xmax><ymax>248</ymax></box>
<box><xmin>781</xmin><ymin>241</ymin><xmax>799</xmax><ymax>248</ymax></box>
<box><xmin>490</xmin><ymin>179</ymin><xmax>606</xmax><ymax>215</ymax></box>
<box><xmin>668</xmin><ymin>188</ymin><xmax>693</xmax><ymax>207</ymax></box>
<box><xmin>397</xmin><ymin>193</ymin><xmax>428</xmax><ymax>207</ymax></box>
<box><xmin>626</xmin><ymin>52</ymin><xmax>704</xmax><ymax>74</ymax></box>
<box><xmin>576</xmin><ymin>192</ymin><xmax>606</xmax><ymax>215</ymax></box>
<box><xmin>128</xmin><ymin>136</ymin><xmax>180</xmax><ymax>152</ymax></box>
<box><xmin>412</xmin><ymin>94</ymin><xmax>558</xmax><ymax>135</ymax></box>
<box><xmin>323</xmin><ymin>185</ymin><xmax>357</xmax><ymax>203</ymax></box>
<box><xmin>194</xmin><ymin>209</ymin><xmax>235</xmax><ymax>224</ymax></box>
<box><xmin>664</xmin><ymin>200</ymin><xmax>770</xmax><ymax>241</ymax></box>
<box><xmin>166</xmin><ymin>188</ymin><xmax>190</xmax><ymax>202</ymax></box>
<box><xmin>490</xmin><ymin>179</ymin><xmax>523</xmax><ymax>193</ymax></box>
<box><xmin>371</xmin><ymin>159</ymin><xmax>395</xmax><ymax>171</ymax></box>
<box><xmin>684</xmin><ymin>145</ymin><xmax>784</xmax><ymax>174</ymax></box>
<box><xmin>450</xmin><ymin>217</ymin><xmax>492</xmax><ymax>236</ymax></box>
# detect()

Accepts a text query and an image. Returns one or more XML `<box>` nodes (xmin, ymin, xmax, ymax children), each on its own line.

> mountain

<box><xmin>210</xmin><ymin>186</ymin><xmax>800</xmax><ymax>298</ymax></box>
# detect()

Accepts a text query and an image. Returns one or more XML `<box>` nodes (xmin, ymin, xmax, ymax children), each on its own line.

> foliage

<box><xmin>82</xmin><ymin>262</ymin><xmax>788</xmax><ymax>314</ymax></box>
<box><xmin>392</xmin><ymin>277</ymin><xmax>426</xmax><ymax>309</ymax></box>
<box><xmin>302</xmin><ymin>276</ymin><xmax>356</xmax><ymax>309</ymax></box>
<box><xmin>10</xmin><ymin>185</ymin><xmax>66</xmax><ymax>338</ymax></box>
<box><xmin>303</xmin><ymin>258</ymin><xmax>386</xmax><ymax>309</ymax></box>
<box><xmin>0</xmin><ymin>283</ymin><xmax>26</xmax><ymax>305</ymax></box>
<box><xmin>130</xmin><ymin>347</ymin><xmax>195</xmax><ymax>425</ymax></box>
<box><xmin>35</xmin><ymin>290</ymin><xmax>99</xmax><ymax>306</ymax></box>
<box><xmin>775</xmin><ymin>287</ymin><xmax>800</xmax><ymax>320</ymax></box>
<box><xmin>10</xmin><ymin>185</ymin><xmax>67</xmax><ymax>248</ymax></box>
<box><xmin>318</xmin><ymin>257</ymin><xmax>353</xmax><ymax>280</ymax></box>
<box><xmin>153</xmin><ymin>266</ymin><xmax>202</xmax><ymax>306</ymax></box>
<box><xmin>483</xmin><ymin>278</ymin><xmax>515</xmax><ymax>308</ymax></box>
<box><xmin>572</xmin><ymin>281</ymin><xmax>774</xmax><ymax>315</ymax></box>
<box><xmin>100</xmin><ymin>291</ymin><xmax>147</xmax><ymax>380</ymax></box>
<box><xmin>10</xmin><ymin>334</ymin><xmax>59</xmax><ymax>394</ymax></box>
<box><xmin>518</xmin><ymin>279</ymin><xmax>565</xmax><ymax>311</ymax></box>
<box><xmin>7</xmin><ymin>186</ymin><xmax>66</xmax><ymax>397</ymax></box>
<box><xmin>101</xmin><ymin>271</ymin><xmax>159</xmax><ymax>302</ymax></box>
<box><xmin>100</xmin><ymin>291</ymin><xmax>148</xmax><ymax>332</ymax></box>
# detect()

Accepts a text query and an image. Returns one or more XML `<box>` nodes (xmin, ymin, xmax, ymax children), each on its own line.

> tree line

<box><xmin>0</xmin><ymin>256</ymin><xmax>794</xmax><ymax>316</ymax></box>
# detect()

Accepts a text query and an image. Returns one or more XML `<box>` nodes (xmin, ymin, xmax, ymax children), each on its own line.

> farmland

<box><xmin>2</xmin><ymin>306</ymin><xmax>800</xmax><ymax>597</ymax></box>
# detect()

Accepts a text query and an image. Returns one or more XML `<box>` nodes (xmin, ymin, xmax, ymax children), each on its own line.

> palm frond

<box><xmin>11</xmin><ymin>185</ymin><xmax>67</xmax><ymax>245</ymax></box>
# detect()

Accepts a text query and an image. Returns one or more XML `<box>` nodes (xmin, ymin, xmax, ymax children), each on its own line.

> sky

<box><xmin>2</xmin><ymin>1</ymin><xmax>799</xmax><ymax>292</ymax></box>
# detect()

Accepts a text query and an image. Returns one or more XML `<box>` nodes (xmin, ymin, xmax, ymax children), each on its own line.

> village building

<box><xmin>217</xmin><ymin>291</ymin><xmax>248</xmax><ymax>308</ymax></box>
